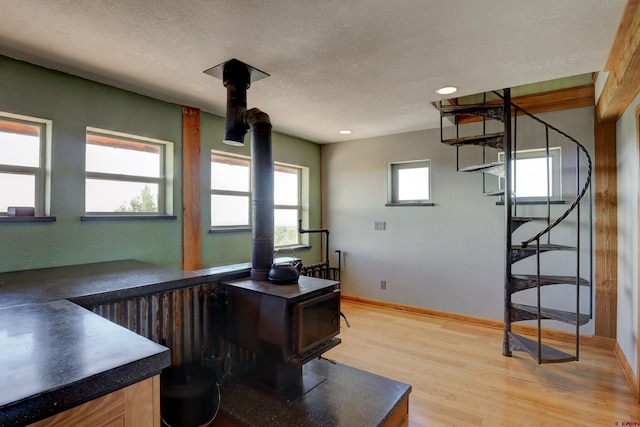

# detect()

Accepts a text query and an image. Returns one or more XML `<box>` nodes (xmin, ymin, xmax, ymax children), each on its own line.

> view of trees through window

<box><xmin>85</xmin><ymin>129</ymin><xmax>167</xmax><ymax>214</ymax></box>
<box><xmin>115</xmin><ymin>184</ymin><xmax>158</xmax><ymax>212</ymax></box>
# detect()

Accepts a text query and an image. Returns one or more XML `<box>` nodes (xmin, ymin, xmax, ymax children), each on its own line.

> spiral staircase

<box><xmin>439</xmin><ymin>89</ymin><xmax>593</xmax><ymax>363</ymax></box>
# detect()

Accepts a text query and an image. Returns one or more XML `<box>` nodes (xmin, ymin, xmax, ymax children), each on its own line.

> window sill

<box><xmin>0</xmin><ymin>216</ymin><xmax>56</xmax><ymax>223</ymax></box>
<box><xmin>276</xmin><ymin>245</ymin><xmax>311</xmax><ymax>251</ymax></box>
<box><xmin>495</xmin><ymin>200</ymin><xmax>566</xmax><ymax>206</ymax></box>
<box><xmin>81</xmin><ymin>215</ymin><xmax>177</xmax><ymax>221</ymax></box>
<box><xmin>209</xmin><ymin>226</ymin><xmax>251</xmax><ymax>233</ymax></box>
<box><xmin>385</xmin><ymin>202</ymin><xmax>434</xmax><ymax>207</ymax></box>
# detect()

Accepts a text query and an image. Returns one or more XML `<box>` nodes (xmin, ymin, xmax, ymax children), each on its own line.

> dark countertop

<box><xmin>0</xmin><ymin>299</ymin><xmax>170</xmax><ymax>426</ymax></box>
<box><xmin>0</xmin><ymin>259</ymin><xmax>207</xmax><ymax>310</ymax></box>
<box><xmin>219</xmin><ymin>358</ymin><xmax>411</xmax><ymax>427</ymax></box>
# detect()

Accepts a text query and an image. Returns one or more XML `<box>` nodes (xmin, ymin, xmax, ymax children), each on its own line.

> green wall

<box><xmin>0</xmin><ymin>55</ymin><xmax>322</xmax><ymax>273</ymax></box>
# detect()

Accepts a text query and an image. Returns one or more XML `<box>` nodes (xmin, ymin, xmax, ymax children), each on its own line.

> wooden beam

<box><xmin>594</xmin><ymin>115</ymin><xmax>618</xmax><ymax>338</ymax></box>
<box><xmin>182</xmin><ymin>106</ymin><xmax>202</xmax><ymax>271</ymax></box>
<box><xmin>457</xmin><ymin>84</ymin><xmax>594</xmax><ymax>124</ymax></box>
<box><xmin>597</xmin><ymin>0</ymin><xmax>640</xmax><ymax>121</ymax></box>
<box><xmin>637</xmin><ymin>105</ymin><xmax>640</xmax><ymax>402</ymax></box>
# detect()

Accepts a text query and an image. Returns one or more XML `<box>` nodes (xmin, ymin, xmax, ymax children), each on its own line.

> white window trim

<box><xmin>386</xmin><ymin>159</ymin><xmax>432</xmax><ymax>206</ymax></box>
<box><xmin>0</xmin><ymin>111</ymin><xmax>52</xmax><ymax>217</ymax></box>
<box><xmin>84</xmin><ymin>126</ymin><xmax>174</xmax><ymax>216</ymax></box>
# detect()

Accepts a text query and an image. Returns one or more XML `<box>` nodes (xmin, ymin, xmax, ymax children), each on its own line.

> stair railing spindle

<box><xmin>536</xmin><ymin>238</ymin><xmax>542</xmax><ymax>363</ymax></box>
<box><xmin>576</xmin><ymin>144</ymin><xmax>581</xmax><ymax>360</ymax></box>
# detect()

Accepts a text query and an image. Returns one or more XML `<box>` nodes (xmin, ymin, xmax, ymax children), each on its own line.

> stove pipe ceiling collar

<box><xmin>205</xmin><ymin>58</ymin><xmax>270</xmax><ymax>146</ymax></box>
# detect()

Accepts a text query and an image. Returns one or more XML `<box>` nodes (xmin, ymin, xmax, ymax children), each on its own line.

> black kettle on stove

<box><xmin>268</xmin><ymin>259</ymin><xmax>302</xmax><ymax>285</ymax></box>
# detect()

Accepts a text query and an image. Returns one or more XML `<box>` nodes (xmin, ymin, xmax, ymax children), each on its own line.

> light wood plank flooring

<box><xmin>324</xmin><ymin>300</ymin><xmax>640</xmax><ymax>427</ymax></box>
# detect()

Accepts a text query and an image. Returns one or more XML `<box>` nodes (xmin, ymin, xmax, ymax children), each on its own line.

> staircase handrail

<box><xmin>492</xmin><ymin>92</ymin><xmax>593</xmax><ymax>248</ymax></box>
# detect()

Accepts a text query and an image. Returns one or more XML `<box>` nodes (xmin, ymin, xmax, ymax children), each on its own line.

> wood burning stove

<box><xmin>224</xmin><ymin>275</ymin><xmax>341</xmax><ymax>399</ymax></box>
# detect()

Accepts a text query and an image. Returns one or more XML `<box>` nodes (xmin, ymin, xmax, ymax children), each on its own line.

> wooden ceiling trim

<box><xmin>456</xmin><ymin>84</ymin><xmax>595</xmax><ymax>125</ymax></box>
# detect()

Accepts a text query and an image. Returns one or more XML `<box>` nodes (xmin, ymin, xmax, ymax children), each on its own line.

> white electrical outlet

<box><xmin>374</xmin><ymin>221</ymin><xmax>386</xmax><ymax>231</ymax></box>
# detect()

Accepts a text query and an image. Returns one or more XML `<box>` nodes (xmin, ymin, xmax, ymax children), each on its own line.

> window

<box><xmin>0</xmin><ymin>113</ymin><xmax>51</xmax><ymax>216</ymax></box>
<box><xmin>387</xmin><ymin>160</ymin><xmax>431</xmax><ymax>205</ymax></box>
<box><xmin>85</xmin><ymin>128</ymin><xmax>173</xmax><ymax>216</ymax></box>
<box><xmin>210</xmin><ymin>153</ymin><xmax>251</xmax><ymax>228</ymax></box>
<box><xmin>211</xmin><ymin>152</ymin><xmax>305</xmax><ymax>248</ymax></box>
<box><xmin>274</xmin><ymin>165</ymin><xmax>301</xmax><ymax>247</ymax></box>
<box><xmin>498</xmin><ymin>147</ymin><xmax>562</xmax><ymax>201</ymax></box>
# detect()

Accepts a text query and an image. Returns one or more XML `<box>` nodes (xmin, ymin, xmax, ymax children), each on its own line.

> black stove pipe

<box><xmin>247</xmin><ymin>108</ymin><xmax>273</xmax><ymax>281</ymax></box>
<box><xmin>221</xmin><ymin>60</ymin><xmax>273</xmax><ymax>280</ymax></box>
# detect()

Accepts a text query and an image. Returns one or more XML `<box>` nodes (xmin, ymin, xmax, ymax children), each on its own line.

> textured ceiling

<box><xmin>0</xmin><ymin>1</ymin><xmax>626</xmax><ymax>143</ymax></box>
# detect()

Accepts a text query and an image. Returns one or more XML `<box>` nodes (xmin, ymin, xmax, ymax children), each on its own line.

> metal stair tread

<box><xmin>512</xmin><ymin>216</ymin><xmax>549</xmax><ymax>223</ymax></box>
<box><xmin>458</xmin><ymin>161</ymin><xmax>505</xmax><ymax>178</ymax></box>
<box><xmin>511</xmin><ymin>303</ymin><xmax>590</xmax><ymax>326</ymax></box>
<box><xmin>511</xmin><ymin>216</ymin><xmax>549</xmax><ymax>231</ymax></box>
<box><xmin>442</xmin><ymin>132</ymin><xmax>504</xmax><ymax>149</ymax></box>
<box><xmin>511</xmin><ymin>274</ymin><xmax>589</xmax><ymax>293</ymax></box>
<box><xmin>440</xmin><ymin>104</ymin><xmax>505</xmax><ymax>121</ymax></box>
<box><xmin>507</xmin><ymin>332</ymin><xmax>576</xmax><ymax>364</ymax></box>
<box><xmin>511</xmin><ymin>243</ymin><xmax>576</xmax><ymax>262</ymax></box>
<box><xmin>483</xmin><ymin>189</ymin><xmax>504</xmax><ymax>197</ymax></box>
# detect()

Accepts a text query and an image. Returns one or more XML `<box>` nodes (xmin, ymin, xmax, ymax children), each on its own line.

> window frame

<box><xmin>0</xmin><ymin>112</ymin><xmax>52</xmax><ymax>218</ymax></box>
<box><xmin>386</xmin><ymin>159</ymin><xmax>432</xmax><ymax>206</ymax></box>
<box><xmin>274</xmin><ymin>163</ymin><xmax>302</xmax><ymax>248</ymax></box>
<box><xmin>210</xmin><ymin>151</ymin><xmax>307</xmax><ymax>248</ymax></box>
<box><xmin>210</xmin><ymin>151</ymin><xmax>252</xmax><ymax>230</ymax></box>
<box><xmin>83</xmin><ymin>127</ymin><xmax>174</xmax><ymax>218</ymax></box>
<box><xmin>498</xmin><ymin>147</ymin><xmax>562</xmax><ymax>203</ymax></box>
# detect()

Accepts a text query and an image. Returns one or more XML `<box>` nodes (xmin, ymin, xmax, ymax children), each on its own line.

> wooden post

<box><xmin>593</xmin><ymin>115</ymin><xmax>617</xmax><ymax>338</ymax></box>
<box><xmin>182</xmin><ymin>106</ymin><xmax>202</xmax><ymax>271</ymax></box>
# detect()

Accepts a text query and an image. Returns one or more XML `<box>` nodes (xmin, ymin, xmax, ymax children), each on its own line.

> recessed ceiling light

<box><xmin>339</xmin><ymin>129</ymin><xmax>353</xmax><ymax>135</ymax></box>
<box><xmin>436</xmin><ymin>86</ymin><xmax>458</xmax><ymax>95</ymax></box>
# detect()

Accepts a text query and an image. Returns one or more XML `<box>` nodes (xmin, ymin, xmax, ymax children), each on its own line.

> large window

<box><xmin>211</xmin><ymin>152</ymin><xmax>304</xmax><ymax>247</ymax></box>
<box><xmin>274</xmin><ymin>165</ymin><xmax>301</xmax><ymax>246</ymax></box>
<box><xmin>210</xmin><ymin>153</ymin><xmax>251</xmax><ymax>228</ymax></box>
<box><xmin>498</xmin><ymin>147</ymin><xmax>562</xmax><ymax>201</ymax></box>
<box><xmin>85</xmin><ymin>128</ymin><xmax>173</xmax><ymax>215</ymax></box>
<box><xmin>0</xmin><ymin>113</ymin><xmax>50</xmax><ymax>216</ymax></box>
<box><xmin>387</xmin><ymin>159</ymin><xmax>431</xmax><ymax>205</ymax></box>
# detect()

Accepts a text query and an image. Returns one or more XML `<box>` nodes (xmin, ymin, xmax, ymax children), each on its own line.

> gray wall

<box><xmin>0</xmin><ymin>55</ymin><xmax>323</xmax><ymax>272</ymax></box>
<box><xmin>616</xmin><ymin>92</ymin><xmax>640</xmax><ymax>376</ymax></box>
<box><xmin>322</xmin><ymin>107</ymin><xmax>595</xmax><ymax>332</ymax></box>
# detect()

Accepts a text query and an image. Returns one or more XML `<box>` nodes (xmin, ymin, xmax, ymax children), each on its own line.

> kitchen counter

<box><xmin>0</xmin><ymin>299</ymin><xmax>169</xmax><ymax>426</ymax></box>
<box><xmin>0</xmin><ymin>259</ymin><xmax>206</xmax><ymax>310</ymax></box>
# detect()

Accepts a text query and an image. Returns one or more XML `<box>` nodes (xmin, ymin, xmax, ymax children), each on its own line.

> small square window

<box><xmin>387</xmin><ymin>160</ymin><xmax>431</xmax><ymax>205</ymax></box>
<box><xmin>85</xmin><ymin>128</ymin><xmax>173</xmax><ymax>215</ymax></box>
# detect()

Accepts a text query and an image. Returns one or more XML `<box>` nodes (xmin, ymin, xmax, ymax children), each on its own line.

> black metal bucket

<box><xmin>160</xmin><ymin>365</ymin><xmax>215</xmax><ymax>427</ymax></box>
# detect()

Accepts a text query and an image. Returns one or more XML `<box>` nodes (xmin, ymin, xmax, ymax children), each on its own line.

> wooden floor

<box><xmin>324</xmin><ymin>300</ymin><xmax>640</xmax><ymax>427</ymax></box>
